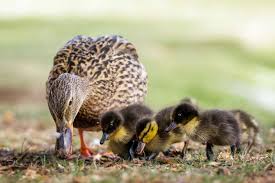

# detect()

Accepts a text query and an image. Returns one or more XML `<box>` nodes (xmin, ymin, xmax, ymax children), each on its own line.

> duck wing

<box><xmin>47</xmin><ymin>35</ymin><xmax>147</xmax><ymax>129</ymax></box>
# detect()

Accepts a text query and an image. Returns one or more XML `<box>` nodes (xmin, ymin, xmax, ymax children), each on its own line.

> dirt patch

<box><xmin>245</xmin><ymin>164</ymin><xmax>275</xmax><ymax>183</ymax></box>
<box><xmin>0</xmin><ymin>88</ymin><xmax>45</xmax><ymax>104</ymax></box>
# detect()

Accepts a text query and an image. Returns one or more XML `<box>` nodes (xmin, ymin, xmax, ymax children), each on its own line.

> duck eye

<box><xmin>69</xmin><ymin>98</ymin><xmax>73</xmax><ymax>106</ymax></box>
<box><xmin>178</xmin><ymin>113</ymin><xmax>182</xmax><ymax>117</ymax></box>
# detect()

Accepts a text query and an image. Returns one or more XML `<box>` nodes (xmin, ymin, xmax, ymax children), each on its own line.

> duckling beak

<box><xmin>55</xmin><ymin>123</ymin><xmax>73</xmax><ymax>159</ymax></box>
<box><xmin>136</xmin><ymin>141</ymin><xmax>146</xmax><ymax>155</ymax></box>
<box><xmin>100</xmin><ymin>132</ymin><xmax>109</xmax><ymax>145</ymax></box>
<box><xmin>165</xmin><ymin>122</ymin><xmax>177</xmax><ymax>132</ymax></box>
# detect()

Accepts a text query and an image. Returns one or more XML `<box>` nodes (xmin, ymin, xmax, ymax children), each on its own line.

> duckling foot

<box><xmin>80</xmin><ymin>148</ymin><xmax>93</xmax><ymax>158</ymax></box>
<box><xmin>163</xmin><ymin>149</ymin><xmax>173</xmax><ymax>157</ymax></box>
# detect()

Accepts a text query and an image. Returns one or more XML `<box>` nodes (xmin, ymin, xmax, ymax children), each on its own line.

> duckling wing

<box><xmin>120</xmin><ymin>104</ymin><xmax>154</xmax><ymax>132</ymax></box>
<box><xmin>201</xmin><ymin>110</ymin><xmax>240</xmax><ymax>145</ymax></box>
<box><xmin>230</xmin><ymin>109</ymin><xmax>260</xmax><ymax>133</ymax></box>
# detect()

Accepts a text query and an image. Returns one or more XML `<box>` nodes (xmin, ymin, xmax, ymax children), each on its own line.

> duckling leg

<box><xmin>206</xmin><ymin>142</ymin><xmax>214</xmax><ymax>161</ymax></box>
<box><xmin>230</xmin><ymin>145</ymin><xmax>236</xmax><ymax>157</ymax></box>
<box><xmin>78</xmin><ymin>129</ymin><xmax>93</xmax><ymax>158</ymax></box>
<box><xmin>181</xmin><ymin>140</ymin><xmax>189</xmax><ymax>158</ymax></box>
<box><xmin>236</xmin><ymin>140</ymin><xmax>241</xmax><ymax>154</ymax></box>
<box><xmin>146</xmin><ymin>152</ymin><xmax>159</xmax><ymax>161</ymax></box>
<box><xmin>231</xmin><ymin>141</ymin><xmax>241</xmax><ymax>158</ymax></box>
<box><xmin>128</xmin><ymin>140</ymin><xmax>138</xmax><ymax>160</ymax></box>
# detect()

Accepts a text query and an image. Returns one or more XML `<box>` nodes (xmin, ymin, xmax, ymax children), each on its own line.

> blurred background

<box><xmin>0</xmin><ymin>0</ymin><xmax>275</xmax><ymax>151</ymax></box>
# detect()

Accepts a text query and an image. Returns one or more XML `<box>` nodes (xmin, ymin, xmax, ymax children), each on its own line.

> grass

<box><xmin>0</xmin><ymin>14</ymin><xmax>275</xmax><ymax>182</ymax></box>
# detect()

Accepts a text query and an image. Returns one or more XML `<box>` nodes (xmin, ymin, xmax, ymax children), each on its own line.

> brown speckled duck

<box><xmin>46</xmin><ymin>35</ymin><xmax>147</xmax><ymax>158</ymax></box>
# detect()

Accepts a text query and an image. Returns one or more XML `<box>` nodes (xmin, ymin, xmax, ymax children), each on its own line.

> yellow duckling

<box><xmin>100</xmin><ymin>104</ymin><xmax>153</xmax><ymax>160</ymax></box>
<box><xmin>134</xmin><ymin>106</ymin><xmax>185</xmax><ymax>160</ymax></box>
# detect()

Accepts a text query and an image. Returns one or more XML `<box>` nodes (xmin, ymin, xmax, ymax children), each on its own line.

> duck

<box><xmin>181</xmin><ymin>97</ymin><xmax>262</xmax><ymax>153</ymax></box>
<box><xmin>46</xmin><ymin>35</ymin><xmax>148</xmax><ymax>158</ymax></box>
<box><xmin>134</xmin><ymin>106</ymin><xmax>185</xmax><ymax>160</ymax></box>
<box><xmin>166</xmin><ymin>102</ymin><xmax>241</xmax><ymax>160</ymax></box>
<box><xmin>99</xmin><ymin>104</ymin><xmax>153</xmax><ymax>160</ymax></box>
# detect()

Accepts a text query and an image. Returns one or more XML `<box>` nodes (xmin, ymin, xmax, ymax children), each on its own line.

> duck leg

<box><xmin>78</xmin><ymin>129</ymin><xmax>93</xmax><ymax>158</ymax></box>
<box><xmin>206</xmin><ymin>142</ymin><xmax>214</xmax><ymax>161</ymax></box>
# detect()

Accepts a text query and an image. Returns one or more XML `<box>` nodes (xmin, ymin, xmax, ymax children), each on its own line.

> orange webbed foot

<box><xmin>80</xmin><ymin>147</ymin><xmax>94</xmax><ymax>158</ymax></box>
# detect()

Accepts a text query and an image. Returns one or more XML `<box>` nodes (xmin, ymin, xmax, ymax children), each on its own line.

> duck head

<box><xmin>48</xmin><ymin>73</ymin><xmax>88</xmax><ymax>158</ymax></box>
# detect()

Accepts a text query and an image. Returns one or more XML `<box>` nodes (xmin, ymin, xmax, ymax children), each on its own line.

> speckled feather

<box><xmin>46</xmin><ymin>35</ymin><xmax>147</xmax><ymax>129</ymax></box>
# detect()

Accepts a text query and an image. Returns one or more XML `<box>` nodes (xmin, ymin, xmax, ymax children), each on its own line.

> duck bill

<box><xmin>55</xmin><ymin>123</ymin><xmax>73</xmax><ymax>159</ymax></box>
<box><xmin>165</xmin><ymin>122</ymin><xmax>177</xmax><ymax>132</ymax></box>
<box><xmin>136</xmin><ymin>141</ymin><xmax>146</xmax><ymax>155</ymax></box>
<box><xmin>100</xmin><ymin>132</ymin><xmax>109</xmax><ymax>145</ymax></box>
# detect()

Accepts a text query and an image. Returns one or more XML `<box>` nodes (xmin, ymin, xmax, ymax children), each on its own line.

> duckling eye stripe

<box><xmin>139</xmin><ymin>122</ymin><xmax>151</xmax><ymax>140</ymax></box>
<box><xmin>141</xmin><ymin>123</ymin><xmax>152</xmax><ymax>140</ymax></box>
<box><xmin>142</xmin><ymin>121</ymin><xmax>158</xmax><ymax>143</ymax></box>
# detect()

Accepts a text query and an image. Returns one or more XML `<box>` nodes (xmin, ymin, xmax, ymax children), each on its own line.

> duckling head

<box><xmin>100</xmin><ymin>111</ymin><xmax>124</xmax><ymax>144</ymax></box>
<box><xmin>165</xmin><ymin>103</ymin><xmax>199</xmax><ymax>132</ymax></box>
<box><xmin>135</xmin><ymin>118</ymin><xmax>158</xmax><ymax>154</ymax></box>
<box><xmin>48</xmin><ymin>73</ymin><xmax>89</xmax><ymax>158</ymax></box>
<box><xmin>181</xmin><ymin>97</ymin><xmax>199</xmax><ymax>111</ymax></box>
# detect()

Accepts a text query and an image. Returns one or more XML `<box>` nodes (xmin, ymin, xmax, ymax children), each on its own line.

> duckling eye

<box><xmin>178</xmin><ymin>113</ymin><xmax>182</xmax><ymax>117</ymax></box>
<box><xmin>110</xmin><ymin>120</ymin><xmax>114</xmax><ymax>127</ymax></box>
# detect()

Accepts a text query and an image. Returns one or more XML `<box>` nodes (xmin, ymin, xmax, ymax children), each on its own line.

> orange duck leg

<box><xmin>78</xmin><ymin>129</ymin><xmax>94</xmax><ymax>158</ymax></box>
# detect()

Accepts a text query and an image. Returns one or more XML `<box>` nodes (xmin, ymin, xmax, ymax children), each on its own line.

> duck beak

<box><xmin>136</xmin><ymin>141</ymin><xmax>146</xmax><ymax>155</ymax></box>
<box><xmin>55</xmin><ymin>123</ymin><xmax>73</xmax><ymax>159</ymax></box>
<box><xmin>100</xmin><ymin>132</ymin><xmax>109</xmax><ymax>145</ymax></box>
<box><xmin>165</xmin><ymin>122</ymin><xmax>177</xmax><ymax>132</ymax></box>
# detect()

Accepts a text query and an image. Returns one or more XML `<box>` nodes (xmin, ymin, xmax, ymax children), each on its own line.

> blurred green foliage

<box><xmin>0</xmin><ymin>18</ymin><xmax>274</xmax><ymax>128</ymax></box>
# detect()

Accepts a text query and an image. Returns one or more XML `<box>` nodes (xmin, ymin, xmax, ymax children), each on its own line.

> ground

<box><xmin>1</xmin><ymin>5</ymin><xmax>275</xmax><ymax>182</ymax></box>
<box><xmin>0</xmin><ymin>115</ymin><xmax>274</xmax><ymax>183</ymax></box>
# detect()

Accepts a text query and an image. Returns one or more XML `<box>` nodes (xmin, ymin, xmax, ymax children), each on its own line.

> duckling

<box><xmin>46</xmin><ymin>35</ymin><xmax>148</xmax><ymax>158</ymax></box>
<box><xmin>181</xmin><ymin>97</ymin><xmax>262</xmax><ymax>153</ymax></box>
<box><xmin>100</xmin><ymin>104</ymin><xmax>153</xmax><ymax>160</ymax></box>
<box><xmin>155</xmin><ymin>106</ymin><xmax>189</xmax><ymax>157</ymax></box>
<box><xmin>230</xmin><ymin>109</ymin><xmax>262</xmax><ymax>153</ymax></box>
<box><xmin>167</xmin><ymin>103</ymin><xmax>241</xmax><ymax>161</ymax></box>
<box><xmin>134</xmin><ymin>107</ymin><xmax>185</xmax><ymax>160</ymax></box>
